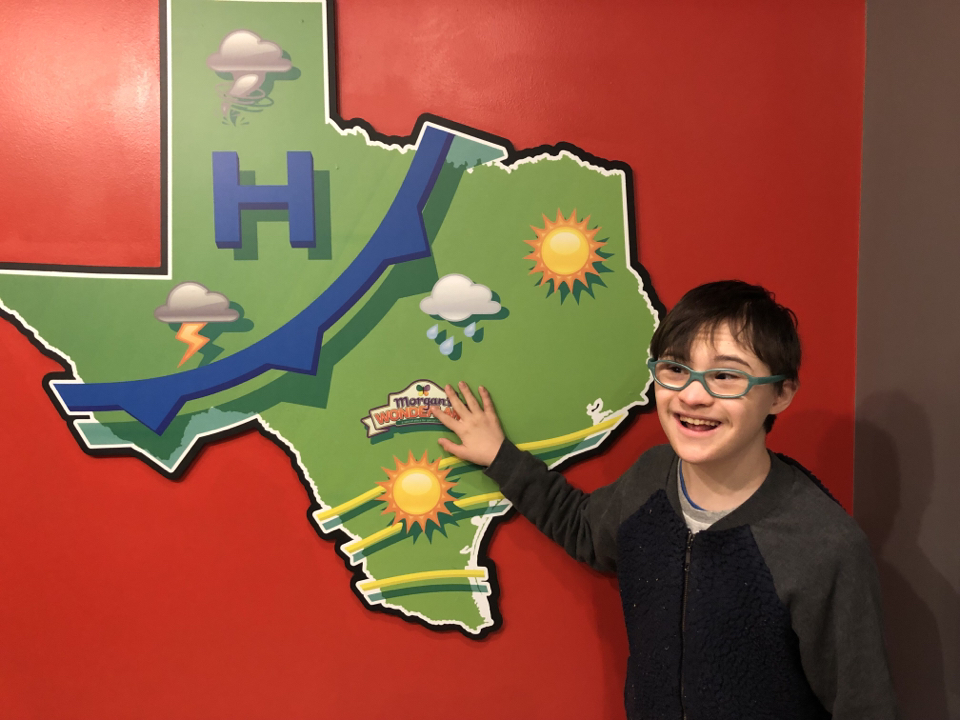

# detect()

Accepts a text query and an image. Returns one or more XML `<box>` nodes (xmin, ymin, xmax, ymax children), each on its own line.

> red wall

<box><xmin>0</xmin><ymin>2</ymin><xmax>865</xmax><ymax>718</ymax></box>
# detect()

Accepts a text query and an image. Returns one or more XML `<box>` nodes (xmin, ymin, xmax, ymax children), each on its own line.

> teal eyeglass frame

<box><xmin>646</xmin><ymin>359</ymin><xmax>786</xmax><ymax>399</ymax></box>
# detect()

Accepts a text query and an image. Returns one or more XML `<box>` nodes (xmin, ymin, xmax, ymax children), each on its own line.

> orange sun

<box><xmin>524</xmin><ymin>209</ymin><xmax>604</xmax><ymax>292</ymax></box>
<box><xmin>377</xmin><ymin>451</ymin><xmax>457</xmax><ymax>532</ymax></box>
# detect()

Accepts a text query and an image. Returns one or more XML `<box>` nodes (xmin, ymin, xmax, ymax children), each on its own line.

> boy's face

<box><xmin>654</xmin><ymin>322</ymin><xmax>796</xmax><ymax>472</ymax></box>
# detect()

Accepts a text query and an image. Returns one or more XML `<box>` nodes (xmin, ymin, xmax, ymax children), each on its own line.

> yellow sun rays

<box><xmin>525</xmin><ymin>209</ymin><xmax>604</xmax><ymax>293</ymax></box>
<box><xmin>376</xmin><ymin>451</ymin><xmax>457</xmax><ymax>532</ymax></box>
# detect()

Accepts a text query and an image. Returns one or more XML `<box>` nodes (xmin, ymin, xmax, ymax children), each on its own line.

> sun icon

<box><xmin>524</xmin><ymin>209</ymin><xmax>604</xmax><ymax>293</ymax></box>
<box><xmin>377</xmin><ymin>451</ymin><xmax>457</xmax><ymax>532</ymax></box>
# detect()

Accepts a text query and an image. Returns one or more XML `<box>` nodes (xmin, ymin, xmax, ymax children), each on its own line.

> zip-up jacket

<box><xmin>485</xmin><ymin>440</ymin><xmax>897</xmax><ymax>720</ymax></box>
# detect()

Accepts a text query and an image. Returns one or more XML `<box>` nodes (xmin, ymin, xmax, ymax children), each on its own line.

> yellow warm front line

<box><xmin>437</xmin><ymin>411</ymin><xmax>625</xmax><ymax>469</ymax></box>
<box><xmin>358</xmin><ymin>569</ymin><xmax>488</xmax><ymax>593</ymax></box>
<box><xmin>313</xmin><ymin>486</ymin><xmax>385</xmax><ymax>524</ymax></box>
<box><xmin>342</xmin><ymin>493</ymin><xmax>507</xmax><ymax>554</ymax></box>
<box><xmin>516</xmin><ymin>411</ymin><xmax>625</xmax><ymax>453</ymax></box>
<box><xmin>453</xmin><ymin>492</ymin><xmax>506</xmax><ymax>509</ymax></box>
<box><xmin>320</xmin><ymin>413</ymin><xmax>625</xmax><ymax>527</ymax></box>
<box><xmin>343</xmin><ymin>524</ymin><xmax>403</xmax><ymax>554</ymax></box>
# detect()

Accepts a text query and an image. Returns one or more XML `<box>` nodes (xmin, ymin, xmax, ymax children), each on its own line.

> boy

<box><xmin>431</xmin><ymin>280</ymin><xmax>897</xmax><ymax>720</ymax></box>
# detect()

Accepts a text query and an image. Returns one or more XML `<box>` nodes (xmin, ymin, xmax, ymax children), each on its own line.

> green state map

<box><xmin>0</xmin><ymin>0</ymin><xmax>658</xmax><ymax>635</ymax></box>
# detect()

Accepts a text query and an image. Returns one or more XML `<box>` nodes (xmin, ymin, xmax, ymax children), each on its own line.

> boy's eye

<box><xmin>706</xmin><ymin>370</ymin><xmax>750</xmax><ymax>394</ymax></box>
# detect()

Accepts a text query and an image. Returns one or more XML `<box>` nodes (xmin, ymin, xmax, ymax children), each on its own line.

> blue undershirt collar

<box><xmin>679</xmin><ymin>460</ymin><xmax>708</xmax><ymax>511</ymax></box>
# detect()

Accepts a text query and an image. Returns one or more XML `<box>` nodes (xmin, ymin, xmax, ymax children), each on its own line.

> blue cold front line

<box><xmin>53</xmin><ymin>127</ymin><xmax>456</xmax><ymax>435</ymax></box>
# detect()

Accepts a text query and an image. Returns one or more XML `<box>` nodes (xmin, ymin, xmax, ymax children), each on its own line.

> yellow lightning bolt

<box><xmin>175</xmin><ymin>322</ymin><xmax>209</xmax><ymax>367</ymax></box>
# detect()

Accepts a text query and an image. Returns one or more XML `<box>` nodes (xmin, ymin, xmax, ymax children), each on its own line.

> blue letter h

<box><xmin>212</xmin><ymin>151</ymin><xmax>315</xmax><ymax>249</ymax></box>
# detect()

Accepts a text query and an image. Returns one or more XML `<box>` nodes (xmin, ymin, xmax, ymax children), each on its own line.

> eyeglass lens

<box><xmin>654</xmin><ymin>362</ymin><xmax>749</xmax><ymax>396</ymax></box>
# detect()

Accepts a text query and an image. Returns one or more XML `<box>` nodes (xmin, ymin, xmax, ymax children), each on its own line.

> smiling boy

<box><xmin>431</xmin><ymin>280</ymin><xmax>896</xmax><ymax>720</ymax></box>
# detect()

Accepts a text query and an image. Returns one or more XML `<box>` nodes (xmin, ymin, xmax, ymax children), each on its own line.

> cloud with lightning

<box><xmin>155</xmin><ymin>282</ymin><xmax>239</xmax><ymax>367</ymax></box>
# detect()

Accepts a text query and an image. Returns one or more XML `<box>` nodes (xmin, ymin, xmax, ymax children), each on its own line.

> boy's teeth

<box><xmin>680</xmin><ymin>416</ymin><xmax>719</xmax><ymax>427</ymax></box>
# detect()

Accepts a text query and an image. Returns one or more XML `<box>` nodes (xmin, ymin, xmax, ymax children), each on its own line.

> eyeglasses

<box><xmin>646</xmin><ymin>359</ymin><xmax>785</xmax><ymax>399</ymax></box>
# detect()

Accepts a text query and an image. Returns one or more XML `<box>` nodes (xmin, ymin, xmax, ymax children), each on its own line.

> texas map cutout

<box><xmin>0</xmin><ymin>0</ymin><xmax>659</xmax><ymax>636</ymax></box>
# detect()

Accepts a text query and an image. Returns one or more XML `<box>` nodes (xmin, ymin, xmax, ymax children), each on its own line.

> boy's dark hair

<box><xmin>649</xmin><ymin>280</ymin><xmax>801</xmax><ymax>431</ymax></box>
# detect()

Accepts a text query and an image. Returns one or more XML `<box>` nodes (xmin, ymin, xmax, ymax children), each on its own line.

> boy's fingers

<box><xmin>478</xmin><ymin>385</ymin><xmax>497</xmax><ymax>416</ymax></box>
<box><xmin>443</xmin><ymin>383</ymin><xmax>470</xmax><ymax>418</ymax></box>
<box><xmin>436</xmin><ymin>436</ymin><xmax>462</xmax><ymax>454</ymax></box>
<box><xmin>458</xmin><ymin>381</ymin><xmax>481</xmax><ymax>413</ymax></box>
<box><xmin>430</xmin><ymin>405</ymin><xmax>458</xmax><ymax>430</ymax></box>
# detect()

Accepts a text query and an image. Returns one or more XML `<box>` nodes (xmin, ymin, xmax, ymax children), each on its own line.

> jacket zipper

<box><xmin>680</xmin><ymin>531</ymin><xmax>693</xmax><ymax>720</ymax></box>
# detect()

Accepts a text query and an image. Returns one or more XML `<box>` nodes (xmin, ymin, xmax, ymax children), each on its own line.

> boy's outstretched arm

<box><xmin>430</xmin><ymin>382</ymin><xmax>505</xmax><ymax>467</ymax></box>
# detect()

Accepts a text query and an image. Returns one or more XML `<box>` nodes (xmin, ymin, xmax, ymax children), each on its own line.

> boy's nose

<box><xmin>677</xmin><ymin>377</ymin><xmax>714</xmax><ymax>405</ymax></box>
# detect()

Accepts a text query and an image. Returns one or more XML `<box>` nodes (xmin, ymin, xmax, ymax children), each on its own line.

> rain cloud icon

<box><xmin>419</xmin><ymin>274</ymin><xmax>501</xmax><ymax>323</ymax></box>
<box><xmin>420</xmin><ymin>274</ymin><xmax>501</xmax><ymax>358</ymax></box>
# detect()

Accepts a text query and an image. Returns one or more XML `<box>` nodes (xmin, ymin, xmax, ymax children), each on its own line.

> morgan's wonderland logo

<box><xmin>362</xmin><ymin>380</ymin><xmax>457</xmax><ymax>438</ymax></box>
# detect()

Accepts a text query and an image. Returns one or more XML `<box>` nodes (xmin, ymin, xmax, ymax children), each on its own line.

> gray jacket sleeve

<box><xmin>483</xmin><ymin>439</ymin><xmax>660</xmax><ymax>574</ymax></box>
<box><xmin>753</xmin><ymin>483</ymin><xmax>899</xmax><ymax>719</ymax></box>
<box><xmin>812</xmin><ymin>537</ymin><xmax>898</xmax><ymax>719</ymax></box>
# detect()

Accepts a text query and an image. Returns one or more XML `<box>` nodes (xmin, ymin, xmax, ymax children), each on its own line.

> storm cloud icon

<box><xmin>155</xmin><ymin>282</ymin><xmax>239</xmax><ymax>324</ymax></box>
<box><xmin>207</xmin><ymin>30</ymin><xmax>293</xmax><ymax>121</ymax></box>
<box><xmin>155</xmin><ymin>283</ymin><xmax>239</xmax><ymax>367</ymax></box>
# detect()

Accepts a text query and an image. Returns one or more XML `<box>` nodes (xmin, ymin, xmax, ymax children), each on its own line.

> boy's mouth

<box><xmin>677</xmin><ymin>414</ymin><xmax>720</xmax><ymax>432</ymax></box>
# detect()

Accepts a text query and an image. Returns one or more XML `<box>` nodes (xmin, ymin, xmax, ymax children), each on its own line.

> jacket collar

<box><xmin>664</xmin><ymin>450</ymin><xmax>796</xmax><ymax>532</ymax></box>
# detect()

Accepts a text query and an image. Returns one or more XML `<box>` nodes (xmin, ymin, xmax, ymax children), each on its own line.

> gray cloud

<box><xmin>154</xmin><ymin>282</ymin><xmax>239</xmax><ymax>323</ymax></box>
<box><xmin>207</xmin><ymin>30</ymin><xmax>292</xmax><ymax>73</ymax></box>
<box><xmin>420</xmin><ymin>274</ymin><xmax>501</xmax><ymax>322</ymax></box>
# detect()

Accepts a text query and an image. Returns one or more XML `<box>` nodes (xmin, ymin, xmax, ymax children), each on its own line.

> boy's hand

<box><xmin>430</xmin><ymin>382</ymin><xmax>505</xmax><ymax>467</ymax></box>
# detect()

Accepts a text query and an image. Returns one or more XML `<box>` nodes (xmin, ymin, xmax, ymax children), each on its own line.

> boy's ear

<box><xmin>770</xmin><ymin>379</ymin><xmax>798</xmax><ymax>415</ymax></box>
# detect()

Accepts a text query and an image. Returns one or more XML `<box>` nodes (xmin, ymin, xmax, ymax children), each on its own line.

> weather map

<box><xmin>0</xmin><ymin>0</ymin><xmax>659</xmax><ymax>636</ymax></box>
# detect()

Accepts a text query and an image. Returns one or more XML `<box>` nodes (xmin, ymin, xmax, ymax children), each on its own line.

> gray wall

<box><xmin>856</xmin><ymin>1</ymin><xmax>960</xmax><ymax>717</ymax></box>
